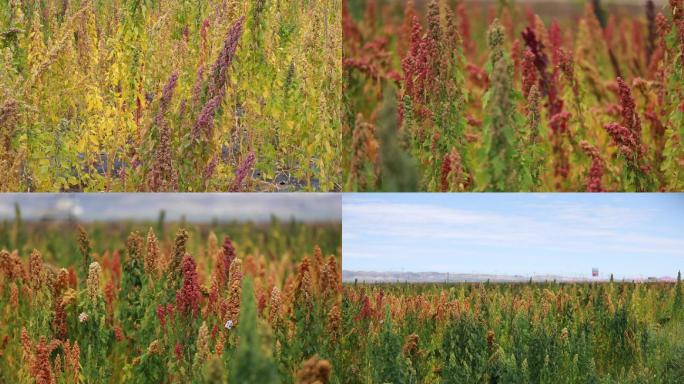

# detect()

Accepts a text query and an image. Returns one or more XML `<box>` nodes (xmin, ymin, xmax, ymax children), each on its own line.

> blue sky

<box><xmin>343</xmin><ymin>194</ymin><xmax>684</xmax><ymax>279</ymax></box>
<box><xmin>0</xmin><ymin>194</ymin><xmax>341</xmax><ymax>222</ymax></box>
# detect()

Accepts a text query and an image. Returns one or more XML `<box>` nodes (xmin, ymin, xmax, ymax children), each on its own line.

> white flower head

<box><xmin>79</xmin><ymin>312</ymin><xmax>88</xmax><ymax>323</ymax></box>
<box><xmin>225</xmin><ymin>319</ymin><xmax>234</xmax><ymax>330</ymax></box>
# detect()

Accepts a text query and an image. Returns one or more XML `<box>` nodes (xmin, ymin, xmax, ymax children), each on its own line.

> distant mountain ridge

<box><xmin>343</xmin><ymin>270</ymin><xmax>676</xmax><ymax>283</ymax></box>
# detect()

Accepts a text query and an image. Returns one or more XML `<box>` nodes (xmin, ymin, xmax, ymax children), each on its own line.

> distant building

<box><xmin>592</xmin><ymin>268</ymin><xmax>599</xmax><ymax>277</ymax></box>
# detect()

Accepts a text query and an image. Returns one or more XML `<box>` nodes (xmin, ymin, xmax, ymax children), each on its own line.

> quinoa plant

<box><xmin>77</xmin><ymin>261</ymin><xmax>113</xmax><ymax>382</ymax></box>
<box><xmin>228</xmin><ymin>277</ymin><xmax>280</xmax><ymax>383</ymax></box>
<box><xmin>371</xmin><ymin>307</ymin><xmax>412</xmax><ymax>383</ymax></box>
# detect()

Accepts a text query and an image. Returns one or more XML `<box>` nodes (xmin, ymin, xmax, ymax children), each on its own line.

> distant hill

<box><xmin>343</xmin><ymin>270</ymin><xmax>676</xmax><ymax>283</ymax></box>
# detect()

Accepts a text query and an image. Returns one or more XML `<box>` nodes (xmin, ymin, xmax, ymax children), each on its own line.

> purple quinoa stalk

<box><xmin>190</xmin><ymin>65</ymin><xmax>205</xmax><ymax>112</ymax></box>
<box><xmin>207</xmin><ymin>17</ymin><xmax>245</xmax><ymax>101</ymax></box>
<box><xmin>191</xmin><ymin>96</ymin><xmax>221</xmax><ymax>141</ymax></box>
<box><xmin>148</xmin><ymin>71</ymin><xmax>180</xmax><ymax>191</ymax></box>
<box><xmin>190</xmin><ymin>17</ymin><xmax>245</xmax><ymax>144</ymax></box>
<box><xmin>229</xmin><ymin>151</ymin><xmax>255</xmax><ymax>192</ymax></box>
<box><xmin>149</xmin><ymin>72</ymin><xmax>180</xmax><ymax>191</ymax></box>
<box><xmin>202</xmin><ymin>156</ymin><xmax>218</xmax><ymax>187</ymax></box>
<box><xmin>159</xmin><ymin>71</ymin><xmax>179</xmax><ymax>114</ymax></box>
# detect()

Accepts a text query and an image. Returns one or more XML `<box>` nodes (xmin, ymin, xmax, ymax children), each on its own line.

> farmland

<box><xmin>341</xmin><ymin>280</ymin><xmax>684</xmax><ymax>383</ymax></box>
<box><xmin>343</xmin><ymin>0</ymin><xmax>684</xmax><ymax>191</ymax></box>
<box><xmin>0</xmin><ymin>0</ymin><xmax>341</xmax><ymax>192</ymax></box>
<box><xmin>0</xmin><ymin>216</ymin><xmax>342</xmax><ymax>383</ymax></box>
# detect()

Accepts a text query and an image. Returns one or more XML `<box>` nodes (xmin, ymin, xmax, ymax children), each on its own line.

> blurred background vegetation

<box><xmin>0</xmin><ymin>203</ymin><xmax>341</xmax><ymax>268</ymax></box>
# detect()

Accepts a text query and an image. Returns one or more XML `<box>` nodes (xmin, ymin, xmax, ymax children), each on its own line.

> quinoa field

<box><xmin>0</xmin><ymin>0</ymin><xmax>683</xmax><ymax>383</ymax></box>
<box><xmin>0</xmin><ymin>0</ymin><xmax>341</xmax><ymax>192</ymax></box>
<box><xmin>341</xmin><ymin>280</ymin><xmax>684</xmax><ymax>383</ymax></box>
<box><xmin>0</xmin><ymin>213</ymin><xmax>343</xmax><ymax>383</ymax></box>
<box><xmin>343</xmin><ymin>0</ymin><xmax>684</xmax><ymax>191</ymax></box>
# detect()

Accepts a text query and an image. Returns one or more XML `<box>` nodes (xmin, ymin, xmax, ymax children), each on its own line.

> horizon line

<box><xmin>342</xmin><ymin>269</ymin><xmax>681</xmax><ymax>282</ymax></box>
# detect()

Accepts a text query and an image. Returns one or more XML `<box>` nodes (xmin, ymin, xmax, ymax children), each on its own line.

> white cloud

<box><xmin>343</xmin><ymin>199</ymin><xmax>684</xmax><ymax>259</ymax></box>
<box><xmin>346</xmin><ymin>202</ymin><xmax>508</xmax><ymax>223</ymax></box>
